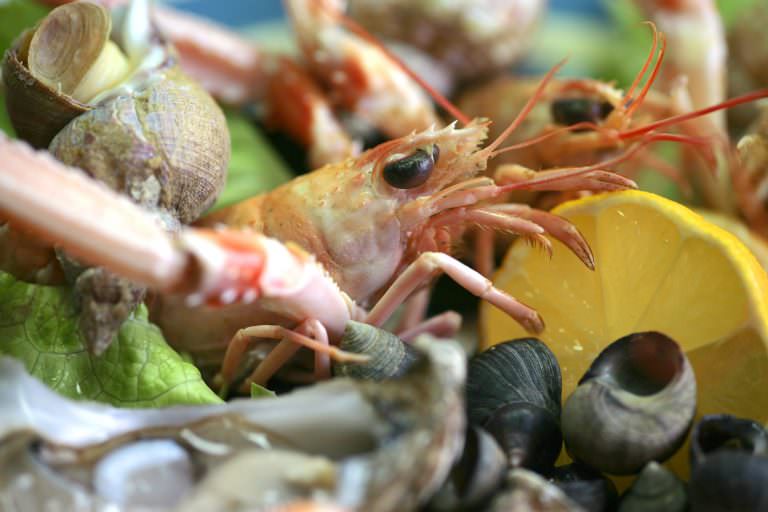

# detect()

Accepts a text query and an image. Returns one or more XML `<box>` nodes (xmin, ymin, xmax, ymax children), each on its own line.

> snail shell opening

<box><xmin>561</xmin><ymin>331</ymin><xmax>697</xmax><ymax>476</ymax></box>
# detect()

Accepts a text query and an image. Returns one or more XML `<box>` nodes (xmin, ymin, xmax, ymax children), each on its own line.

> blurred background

<box><xmin>167</xmin><ymin>0</ymin><xmax>609</xmax><ymax>28</ymax></box>
<box><xmin>165</xmin><ymin>0</ymin><xmax>622</xmax><ymax>79</ymax></box>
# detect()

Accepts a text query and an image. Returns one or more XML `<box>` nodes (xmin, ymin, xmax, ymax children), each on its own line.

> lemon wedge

<box><xmin>481</xmin><ymin>191</ymin><xmax>768</xmax><ymax>440</ymax></box>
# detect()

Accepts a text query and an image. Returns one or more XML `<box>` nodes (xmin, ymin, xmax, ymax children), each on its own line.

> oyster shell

<box><xmin>0</xmin><ymin>335</ymin><xmax>465</xmax><ymax>511</ymax></box>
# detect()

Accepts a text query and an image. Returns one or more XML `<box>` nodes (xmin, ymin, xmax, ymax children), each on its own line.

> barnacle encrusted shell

<box><xmin>2</xmin><ymin>1</ymin><xmax>230</xmax><ymax>223</ymax></box>
<box><xmin>49</xmin><ymin>64</ymin><xmax>229</xmax><ymax>223</ymax></box>
<box><xmin>2</xmin><ymin>0</ymin><xmax>230</xmax><ymax>355</ymax></box>
<box><xmin>561</xmin><ymin>332</ymin><xmax>696</xmax><ymax>475</ymax></box>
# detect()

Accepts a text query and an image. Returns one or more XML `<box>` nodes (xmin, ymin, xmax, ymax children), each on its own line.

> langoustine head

<box><xmin>209</xmin><ymin>119</ymin><xmax>495</xmax><ymax>304</ymax></box>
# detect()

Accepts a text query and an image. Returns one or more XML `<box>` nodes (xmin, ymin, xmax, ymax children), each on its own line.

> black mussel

<box><xmin>618</xmin><ymin>462</ymin><xmax>686</xmax><ymax>512</ymax></box>
<box><xmin>428</xmin><ymin>426</ymin><xmax>507</xmax><ymax>511</ymax></box>
<box><xmin>467</xmin><ymin>338</ymin><xmax>563</xmax><ymax>474</ymax></box>
<box><xmin>561</xmin><ymin>332</ymin><xmax>696</xmax><ymax>475</ymax></box>
<box><xmin>688</xmin><ymin>414</ymin><xmax>768</xmax><ymax>512</ymax></box>
<box><xmin>332</xmin><ymin>321</ymin><xmax>421</xmax><ymax>380</ymax></box>
<box><xmin>483</xmin><ymin>402</ymin><xmax>562</xmax><ymax>473</ymax></box>
<box><xmin>551</xmin><ymin>463</ymin><xmax>619</xmax><ymax>512</ymax></box>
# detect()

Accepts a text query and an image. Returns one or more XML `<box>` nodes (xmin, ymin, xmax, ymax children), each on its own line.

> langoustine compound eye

<box><xmin>551</xmin><ymin>98</ymin><xmax>614</xmax><ymax>128</ymax></box>
<box><xmin>382</xmin><ymin>145</ymin><xmax>440</xmax><ymax>189</ymax></box>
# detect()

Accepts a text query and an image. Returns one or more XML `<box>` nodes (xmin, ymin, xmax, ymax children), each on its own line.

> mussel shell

<box><xmin>561</xmin><ymin>332</ymin><xmax>696</xmax><ymax>475</ymax></box>
<box><xmin>332</xmin><ymin>321</ymin><xmax>421</xmax><ymax>380</ymax></box>
<box><xmin>618</xmin><ymin>462</ymin><xmax>686</xmax><ymax>512</ymax></box>
<box><xmin>688</xmin><ymin>414</ymin><xmax>768</xmax><ymax>512</ymax></box>
<box><xmin>551</xmin><ymin>463</ymin><xmax>618</xmax><ymax>512</ymax></box>
<box><xmin>466</xmin><ymin>338</ymin><xmax>561</xmax><ymax>426</ymax></box>
<box><xmin>2</xmin><ymin>31</ymin><xmax>91</xmax><ymax>148</ymax></box>
<box><xmin>484</xmin><ymin>402</ymin><xmax>562</xmax><ymax>473</ymax></box>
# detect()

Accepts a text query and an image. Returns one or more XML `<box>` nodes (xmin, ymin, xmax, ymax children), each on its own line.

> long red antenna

<box><xmin>623</xmin><ymin>21</ymin><xmax>660</xmax><ymax>105</ymax></box>
<box><xmin>496</xmin><ymin>128</ymin><xmax>718</xmax><ymax>194</ymax></box>
<box><xmin>625</xmin><ymin>32</ymin><xmax>667</xmax><ymax>118</ymax></box>
<box><xmin>483</xmin><ymin>59</ymin><xmax>568</xmax><ymax>156</ymax></box>
<box><xmin>491</xmin><ymin>122</ymin><xmax>603</xmax><ymax>156</ymax></box>
<box><xmin>619</xmin><ymin>89</ymin><xmax>768</xmax><ymax>140</ymax></box>
<box><xmin>337</xmin><ymin>14</ymin><xmax>471</xmax><ymax>125</ymax></box>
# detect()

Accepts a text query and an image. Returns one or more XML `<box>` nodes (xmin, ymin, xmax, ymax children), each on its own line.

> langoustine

<box><xmin>0</xmin><ymin>87</ymin><xmax>630</xmax><ymax>390</ymax></box>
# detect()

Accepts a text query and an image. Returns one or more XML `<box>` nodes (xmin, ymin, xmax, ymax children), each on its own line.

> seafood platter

<box><xmin>1</xmin><ymin>0</ymin><xmax>768</xmax><ymax>510</ymax></box>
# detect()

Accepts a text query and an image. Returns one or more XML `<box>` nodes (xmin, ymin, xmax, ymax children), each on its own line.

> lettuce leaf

<box><xmin>0</xmin><ymin>272</ymin><xmax>222</xmax><ymax>407</ymax></box>
<box><xmin>211</xmin><ymin>111</ymin><xmax>293</xmax><ymax>211</ymax></box>
<box><xmin>0</xmin><ymin>0</ymin><xmax>48</xmax><ymax>54</ymax></box>
<box><xmin>250</xmin><ymin>382</ymin><xmax>277</xmax><ymax>399</ymax></box>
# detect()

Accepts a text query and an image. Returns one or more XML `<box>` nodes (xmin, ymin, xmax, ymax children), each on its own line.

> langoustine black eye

<box><xmin>383</xmin><ymin>146</ymin><xmax>440</xmax><ymax>189</ymax></box>
<box><xmin>551</xmin><ymin>98</ymin><xmax>614</xmax><ymax>128</ymax></box>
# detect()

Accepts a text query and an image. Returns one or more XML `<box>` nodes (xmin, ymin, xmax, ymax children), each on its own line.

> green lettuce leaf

<box><xmin>0</xmin><ymin>0</ymin><xmax>48</xmax><ymax>54</ymax></box>
<box><xmin>250</xmin><ymin>382</ymin><xmax>277</xmax><ymax>399</ymax></box>
<box><xmin>0</xmin><ymin>272</ymin><xmax>222</xmax><ymax>407</ymax></box>
<box><xmin>0</xmin><ymin>91</ymin><xmax>11</xmax><ymax>137</ymax></box>
<box><xmin>211</xmin><ymin>111</ymin><xmax>293</xmax><ymax>211</ymax></box>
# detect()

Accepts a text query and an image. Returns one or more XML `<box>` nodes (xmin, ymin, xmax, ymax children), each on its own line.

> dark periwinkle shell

<box><xmin>551</xmin><ymin>463</ymin><xmax>618</xmax><ymax>512</ymax></box>
<box><xmin>561</xmin><ymin>332</ymin><xmax>696</xmax><ymax>475</ymax></box>
<box><xmin>484</xmin><ymin>402</ymin><xmax>562</xmax><ymax>473</ymax></box>
<box><xmin>690</xmin><ymin>414</ymin><xmax>768</xmax><ymax>467</ymax></box>
<box><xmin>689</xmin><ymin>415</ymin><xmax>768</xmax><ymax>512</ymax></box>
<box><xmin>618</xmin><ymin>462</ymin><xmax>686</xmax><ymax>512</ymax></box>
<box><xmin>427</xmin><ymin>426</ymin><xmax>507</xmax><ymax>511</ymax></box>
<box><xmin>332</xmin><ymin>321</ymin><xmax>420</xmax><ymax>380</ymax></box>
<box><xmin>467</xmin><ymin>338</ymin><xmax>563</xmax><ymax>473</ymax></box>
<box><xmin>467</xmin><ymin>338</ymin><xmax>562</xmax><ymax>425</ymax></box>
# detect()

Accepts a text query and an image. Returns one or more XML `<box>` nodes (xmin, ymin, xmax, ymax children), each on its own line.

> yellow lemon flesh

<box><xmin>481</xmin><ymin>190</ymin><xmax>768</xmax><ymax>475</ymax></box>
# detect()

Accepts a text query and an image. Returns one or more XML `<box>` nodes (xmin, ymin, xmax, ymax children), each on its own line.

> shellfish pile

<box><xmin>1</xmin><ymin>0</ymin><xmax>768</xmax><ymax>510</ymax></box>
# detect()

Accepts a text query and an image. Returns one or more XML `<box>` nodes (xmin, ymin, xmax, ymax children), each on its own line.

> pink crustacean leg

<box><xmin>365</xmin><ymin>251</ymin><xmax>545</xmax><ymax>334</ymax></box>
<box><xmin>397</xmin><ymin>311</ymin><xmax>463</xmax><ymax>343</ymax></box>
<box><xmin>394</xmin><ymin>287</ymin><xmax>432</xmax><ymax>333</ymax></box>
<box><xmin>220</xmin><ymin>319</ymin><xmax>336</xmax><ymax>392</ymax></box>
